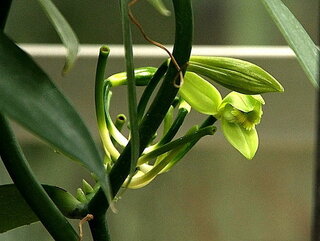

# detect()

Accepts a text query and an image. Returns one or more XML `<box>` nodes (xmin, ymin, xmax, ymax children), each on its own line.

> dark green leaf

<box><xmin>0</xmin><ymin>32</ymin><xmax>110</xmax><ymax>201</ymax></box>
<box><xmin>0</xmin><ymin>184</ymin><xmax>81</xmax><ymax>233</ymax></box>
<box><xmin>261</xmin><ymin>0</ymin><xmax>319</xmax><ymax>87</ymax></box>
<box><xmin>0</xmin><ymin>184</ymin><xmax>38</xmax><ymax>233</ymax></box>
<box><xmin>36</xmin><ymin>0</ymin><xmax>79</xmax><ymax>74</ymax></box>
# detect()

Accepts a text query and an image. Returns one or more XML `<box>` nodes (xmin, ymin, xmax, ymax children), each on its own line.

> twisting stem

<box><xmin>88</xmin><ymin>0</ymin><xmax>193</xmax><ymax>215</ymax></box>
<box><xmin>137</xmin><ymin>60</ymin><xmax>168</xmax><ymax>121</ymax></box>
<box><xmin>128</xmin><ymin>0</ymin><xmax>184</xmax><ymax>87</ymax></box>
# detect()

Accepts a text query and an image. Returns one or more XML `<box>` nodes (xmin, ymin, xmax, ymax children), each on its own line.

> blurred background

<box><xmin>1</xmin><ymin>0</ymin><xmax>318</xmax><ymax>240</ymax></box>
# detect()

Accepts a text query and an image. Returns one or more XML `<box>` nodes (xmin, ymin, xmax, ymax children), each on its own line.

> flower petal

<box><xmin>179</xmin><ymin>72</ymin><xmax>222</xmax><ymax>115</ymax></box>
<box><xmin>220</xmin><ymin>92</ymin><xmax>263</xmax><ymax>113</ymax></box>
<box><xmin>221</xmin><ymin>119</ymin><xmax>258</xmax><ymax>159</ymax></box>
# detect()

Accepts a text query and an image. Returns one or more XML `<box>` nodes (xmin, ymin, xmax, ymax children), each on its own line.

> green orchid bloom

<box><xmin>177</xmin><ymin>71</ymin><xmax>265</xmax><ymax>160</ymax></box>
<box><xmin>217</xmin><ymin>92</ymin><xmax>265</xmax><ymax>159</ymax></box>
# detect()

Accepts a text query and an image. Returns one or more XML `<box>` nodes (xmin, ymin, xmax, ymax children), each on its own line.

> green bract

<box><xmin>188</xmin><ymin>56</ymin><xmax>284</xmax><ymax>94</ymax></box>
<box><xmin>218</xmin><ymin>92</ymin><xmax>264</xmax><ymax>159</ymax></box>
<box><xmin>179</xmin><ymin>72</ymin><xmax>222</xmax><ymax>115</ymax></box>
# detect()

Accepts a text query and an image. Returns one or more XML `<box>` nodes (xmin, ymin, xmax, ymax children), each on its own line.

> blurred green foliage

<box><xmin>5</xmin><ymin>0</ymin><xmax>318</xmax><ymax>45</ymax></box>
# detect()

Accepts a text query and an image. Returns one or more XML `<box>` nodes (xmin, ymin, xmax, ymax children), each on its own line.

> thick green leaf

<box><xmin>0</xmin><ymin>32</ymin><xmax>110</xmax><ymax>201</ymax></box>
<box><xmin>36</xmin><ymin>0</ymin><xmax>79</xmax><ymax>74</ymax></box>
<box><xmin>0</xmin><ymin>184</ymin><xmax>81</xmax><ymax>233</ymax></box>
<box><xmin>261</xmin><ymin>0</ymin><xmax>319</xmax><ymax>87</ymax></box>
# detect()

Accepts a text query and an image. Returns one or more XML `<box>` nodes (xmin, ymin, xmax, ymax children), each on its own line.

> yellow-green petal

<box><xmin>179</xmin><ymin>72</ymin><xmax>222</xmax><ymax>115</ymax></box>
<box><xmin>220</xmin><ymin>92</ymin><xmax>264</xmax><ymax>113</ymax></box>
<box><xmin>221</xmin><ymin>119</ymin><xmax>258</xmax><ymax>159</ymax></box>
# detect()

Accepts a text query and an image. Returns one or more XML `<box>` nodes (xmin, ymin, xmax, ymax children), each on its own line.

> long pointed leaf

<box><xmin>0</xmin><ymin>32</ymin><xmax>111</xmax><ymax>202</ymax></box>
<box><xmin>36</xmin><ymin>0</ymin><xmax>79</xmax><ymax>74</ymax></box>
<box><xmin>261</xmin><ymin>0</ymin><xmax>319</xmax><ymax>87</ymax></box>
<box><xmin>120</xmin><ymin>0</ymin><xmax>140</xmax><ymax>182</ymax></box>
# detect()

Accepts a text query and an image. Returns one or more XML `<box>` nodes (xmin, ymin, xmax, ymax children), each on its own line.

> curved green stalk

<box><xmin>138</xmin><ymin>125</ymin><xmax>216</xmax><ymax>165</ymax></box>
<box><xmin>158</xmin><ymin>106</ymin><xmax>189</xmax><ymax>146</ymax></box>
<box><xmin>162</xmin><ymin>115</ymin><xmax>217</xmax><ymax>172</ymax></box>
<box><xmin>129</xmin><ymin>124</ymin><xmax>217</xmax><ymax>188</ymax></box>
<box><xmin>163</xmin><ymin>105</ymin><xmax>174</xmax><ymax>135</ymax></box>
<box><xmin>120</xmin><ymin>0</ymin><xmax>140</xmax><ymax>179</ymax></box>
<box><xmin>114</xmin><ymin>114</ymin><xmax>127</xmax><ymax>131</ymax></box>
<box><xmin>104</xmin><ymin>87</ymin><xmax>128</xmax><ymax>148</ymax></box>
<box><xmin>137</xmin><ymin>60</ymin><xmax>169</xmax><ymax>121</ymax></box>
<box><xmin>0</xmin><ymin>114</ymin><xmax>79</xmax><ymax>241</ymax></box>
<box><xmin>88</xmin><ymin>0</ymin><xmax>193</xmax><ymax>215</ymax></box>
<box><xmin>128</xmin><ymin>144</ymin><xmax>188</xmax><ymax>188</ymax></box>
<box><xmin>95</xmin><ymin>47</ymin><xmax>120</xmax><ymax>162</ymax></box>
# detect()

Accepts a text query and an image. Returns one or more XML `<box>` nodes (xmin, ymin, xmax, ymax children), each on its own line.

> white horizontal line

<box><xmin>19</xmin><ymin>44</ymin><xmax>296</xmax><ymax>58</ymax></box>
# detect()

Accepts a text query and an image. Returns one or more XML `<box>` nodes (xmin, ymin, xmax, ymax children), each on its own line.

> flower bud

<box><xmin>82</xmin><ymin>179</ymin><xmax>94</xmax><ymax>194</ymax></box>
<box><xmin>188</xmin><ymin>56</ymin><xmax>284</xmax><ymax>94</ymax></box>
<box><xmin>76</xmin><ymin>188</ymin><xmax>87</xmax><ymax>203</ymax></box>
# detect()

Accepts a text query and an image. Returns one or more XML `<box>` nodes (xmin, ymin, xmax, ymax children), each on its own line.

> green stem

<box><xmin>120</xmin><ymin>0</ymin><xmax>140</xmax><ymax>178</ymax></box>
<box><xmin>104</xmin><ymin>87</ymin><xmax>128</xmax><ymax>148</ymax></box>
<box><xmin>95</xmin><ymin>46</ymin><xmax>120</xmax><ymax>162</ymax></box>
<box><xmin>114</xmin><ymin>114</ymin><xmax>127</xmax><ymax>131</ymax></box>
<box><xmin>138</xmin><ymin>125</ymin><xmax>216</xmax><ymax>165</ymax></box>
<box><xmin>89</xmin><ymin>213</ymin><xmax>111</xmax><ymax>241</ymax></box>
<box><xmin>163</xmin><ymin>116</ymin><xmax>217</xmax><ymax>171</ymax></box>
<box><xmin>88</xmin><ymin>0</ymin><xmax>193</xmax><ymax>215</ymax></box>
<box><xmin>158</xmin><ymin>107</ymin><xmax>189</xmax><ymax>146</ymax></box>
<box><xmin>137</xmin><ymin>60</ymin><xmax>168</xmax><ymax>121</ymax></box>
<box><xmin>0</xmin><ymin>114</ymin><xmax>79</xmax><ymax>241</ymax></box>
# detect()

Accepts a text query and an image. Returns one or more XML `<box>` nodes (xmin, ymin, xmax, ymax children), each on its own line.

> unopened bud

<box><xmin>82</xmin><ymin>179</ymin><xmax>94</xmax><ymax>194</ymax></box>
<box><xmin>188</xmin><ymin>56</ymin><xmax>284</xmax><ymax>94</ymax></box>
<box><xmin>76</xmin><ymin>188</ymin><xmax>87</xmax><ymax>203</ymax></box>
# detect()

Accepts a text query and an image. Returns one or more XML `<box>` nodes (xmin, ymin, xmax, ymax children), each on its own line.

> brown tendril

<box><xmin>128</xmin><ymin>0</ymin><xmax>184</xmax><ymax>88</ymax></box>
<box><xmin>79</xmin><ymin>214</ymin><xmax>94</xmax><ymax>241</ymax></box>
